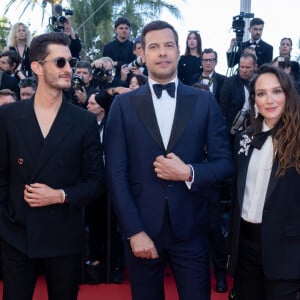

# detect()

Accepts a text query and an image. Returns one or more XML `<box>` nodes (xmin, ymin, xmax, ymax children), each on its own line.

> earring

<box><xmin>254</xmin><ymin>104</ymin><xmax>259</xmax><ymax>119</ymax></box>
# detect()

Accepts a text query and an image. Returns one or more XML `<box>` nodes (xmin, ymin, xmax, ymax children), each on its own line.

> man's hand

<box><xmin>153</xmin><ymin>153</ymin><xmax>190</xmax><ymax>181</ymax></box>
<box><xmin>74</xmin><ymin>87</ymin><xmax>87</xmax><ymax>104</ymax></box>
<box><xmin>24</xmin><ymin>183</ymin><xmax>63</xmax><ymax>207</ymax></box>
<box><xmin>130</xmin><ymin>231</ymin><xmax>159</xmax><ymax>259</ymax></box>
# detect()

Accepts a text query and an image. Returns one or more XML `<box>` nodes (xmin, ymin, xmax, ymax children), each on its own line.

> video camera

<box><xmin>92</xmin><ymin>67</ymin><xmax>114</xmax><ymax>81</ymax></box>
<box><xmin>232</xmin><ymin>12</ymin><xmax>254</xmax><ymax>43</ymax></box>
<box><xmin>49</xmin><ymin>4</ymin><xmax>73</xmax><ymax>32</ymax></box>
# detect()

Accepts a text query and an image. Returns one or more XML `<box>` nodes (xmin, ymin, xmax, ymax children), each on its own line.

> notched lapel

<box><xmin>131</xmin><ymin>90</ymin><xmax>165</xmax><ymax>151</ymax></box>
<box><xmin>264</xmin><ymin>158</ymin><xmax>279</xmax><ymax>207</ymax></box>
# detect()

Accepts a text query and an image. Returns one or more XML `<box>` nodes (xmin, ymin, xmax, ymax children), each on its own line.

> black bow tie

<box><xmin>153</xmin><ymin>82</ymin><xmax>176</xmax><ymax>98</ymax></box>
<box><xmin>251</xmin><ymin>129</ymin><xmax>273</xmax><ymax>149</ymax></box>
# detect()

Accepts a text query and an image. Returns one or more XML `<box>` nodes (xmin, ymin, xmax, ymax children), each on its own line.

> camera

<box><xmin>232</xmin><ymin>12</ymin><xmax>254</xmax><ymax>43</ymax></box>
<box><xmin>49</xmin><ymin>4</ymin><xmax>73</xmax><ymax>32</ymax></box>
<box><xmin>127</xmin><ymin>56</ymin><xmax>144</xmax><ymax>71</ymax></box>
<box><xmin>71</xmin><ymin>75</ymin><xmax>85</xmax><ymax>92</ymax></box>
<box><xmin>92</xmin><ymin>67</ymin><xmax>114</xmax><ymax>81</ymax></box>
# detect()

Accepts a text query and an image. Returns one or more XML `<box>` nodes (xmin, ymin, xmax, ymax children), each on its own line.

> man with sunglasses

<box><xmin>0</xmin><ymin>32</ymin><xmax>104</xmax><ymax>300</ymax></box>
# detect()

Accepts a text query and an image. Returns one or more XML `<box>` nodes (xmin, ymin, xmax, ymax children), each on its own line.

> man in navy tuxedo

<box><xmin>105</xmin><ymin>20</ymin><xmax>234</xmax><ymax>300</ymax></box>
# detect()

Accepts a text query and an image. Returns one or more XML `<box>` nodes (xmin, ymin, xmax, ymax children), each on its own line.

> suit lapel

<box><xmin>131</xmin><ymin>85</ymin><xmax>165</xmax><ymax>151</ymax></box>
<box><xmin>237</xmin><ymin>147</ymin><xmax>253</xmax><ymax>208</ymax></box>
<box><xmin>264</xmin><ymin>157</ymin><xmax>279</xmax><ymax>207</ymax></box>
<box><xmin>32</xmin><ymin>100</ymin><xmax>73</xmax><ymax>180</ymax></box>
<box><xmin>17</xmin><ymin>99</ymin><xmax>73</xmax><ymax>181</ymax></box>
<box><xmin>166</xmin><ymin>83</ymin><xmax>196</xmax><ymax>152</ymax></box>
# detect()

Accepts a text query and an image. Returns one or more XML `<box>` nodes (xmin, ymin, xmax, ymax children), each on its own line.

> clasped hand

<box><xmin>24</xmin><ymin>183</ymin><xmax>62</xmax><ymax>207</ymax></box>
<box><xmin>153</xmin><ymin>152</ymin><xmax>190</xmax><ymax>181</ymax></box>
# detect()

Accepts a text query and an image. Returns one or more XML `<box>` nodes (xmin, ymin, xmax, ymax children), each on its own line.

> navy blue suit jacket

<box><xmin>105</xmin><ymin>81</ymin><xmax>234</xmax><ymax>241</ymax></box>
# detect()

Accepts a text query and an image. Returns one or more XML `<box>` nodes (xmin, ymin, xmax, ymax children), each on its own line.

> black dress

<box><xmin>177</xmin><ymin>55</ymin><xmax>202</xmax><ymax>85</ymax></box>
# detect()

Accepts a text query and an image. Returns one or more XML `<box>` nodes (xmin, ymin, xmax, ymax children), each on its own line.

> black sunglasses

<box><xmin>38</xmin><ymin>57</ymin><xmax>78</xmax><ymax>68</ymax></box>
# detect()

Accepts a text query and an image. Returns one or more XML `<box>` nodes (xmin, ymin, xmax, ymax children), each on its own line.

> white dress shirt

<box><xmin>148</xmin><ymin>77</ymin><xmax>178</xmax><ymax>149</ymax></box>
<box><xmin>242</xmin><ymin>121</ymin><xmax>273</xmax><ymax>223</ymax></box>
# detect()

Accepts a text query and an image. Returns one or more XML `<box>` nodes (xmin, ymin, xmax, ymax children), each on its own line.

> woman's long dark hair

<box><xmin>249</xmin><ymin>64</ymin><xmax>300</xmax><ymax>177</ymax></box>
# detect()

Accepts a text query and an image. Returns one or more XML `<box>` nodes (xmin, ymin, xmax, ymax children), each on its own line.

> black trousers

<box><xmin>234</xmin><ymin>219</ymin><xmax>300</xmax><ymax>300</ymax></box>
<box><xmin>1</xmin><ymin>240</ymin><xmax>81</xmax><ymax>300</ymax></box>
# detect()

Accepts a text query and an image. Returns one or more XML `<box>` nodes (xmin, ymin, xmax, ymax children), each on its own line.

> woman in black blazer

<box><xmin>229</xmin><ymin>64</ymin><xmax>300</xmax><ymax>300</ymax></box>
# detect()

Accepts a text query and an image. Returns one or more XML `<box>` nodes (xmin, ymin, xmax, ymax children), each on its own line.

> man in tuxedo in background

<box><xmin>227</xmin><ymin>17</ymin><xmax>273</xmax><ymax>68</ymax></box>
<box><xmin>191</xmin><ymin>48</ymin><xmax>226</xmax><ymax>103</ymax></box>
<box><xmin>105</xmin><ymin>20</ymin><xmax>234</xmax><ymax>300</ymax></box>
<box><xmin>0</xmin><ymin>32</ymin><xmax>104</xmax><ymax>300</ymax></box>
<box><xmin>220</xmin><ymin>52</ymin><xmax>257</xmax><ymax>139</ymax></box>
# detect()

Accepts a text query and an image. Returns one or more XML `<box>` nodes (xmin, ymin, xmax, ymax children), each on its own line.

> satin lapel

<box><xmin>30</xmin><ymin>100</ymin><xmax>73</xmax><ymax>181</ymax></box>
<box><xmin>166</xmin><ymin>84</ymin><xmax>196</xmax><ymax>152</ymax></box>
<box><xmin>131</xmin><ymin>85</ymin><xmax>165</xmax><ymax>151</ymax></box>
<box><xmin>237</xmin><ymin>147</ymin><xmax>254</xmax><ymax>208</ymax></box>
<box><xmin>264</xmin><ymin>157</ymin><xmax>279</xmax><ymax>207</ymax></box>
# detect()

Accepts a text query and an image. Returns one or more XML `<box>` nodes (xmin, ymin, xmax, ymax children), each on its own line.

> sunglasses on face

<box><xmin>38</xmin><ymin>57</ymin><xmax>78</xmax><ymax>68</ymax></box>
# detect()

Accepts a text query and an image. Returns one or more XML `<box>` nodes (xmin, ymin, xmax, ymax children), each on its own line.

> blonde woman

<box><xmin>5</xmin><ymin>22</ymin><xmax>32</xmax><ymax>76</ymax></box>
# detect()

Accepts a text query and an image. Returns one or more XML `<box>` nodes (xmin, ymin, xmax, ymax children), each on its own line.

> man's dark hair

<box><xmin>202</xmin><ymin>48</ymin><xmax>218</xmax><ymax>61</ymax></box>
<box><xmin>75</xmin><ymin>60</ymin><xmax>93</xmax><ymax>74</ymax></box>
<box><xmin>18</xmin><ymin>77</ymin><xmax>37</xmax><ymax>89</ymax></box>
<box><xmin>240</xmin><ymin>52</ymin><xmax>257</xmax><ymax>64</ymax></box>
<box><xmin>29</xmin><ymin>32</ymin><xmax>70</xmax><ymax>63</ymax></box>
<box><xmin>250</xmin><ymin>18</ymin><xmax>264</xmax><ymax>27</ymax></box>
<box><xmin>114</xmin><ymin>17</ymin><xmax>130</xmax><ymax>29</ymax></box>
<box><xmin>141</xmin><ymin>20</ymin><xmax>179</xmax><ymax>49</ymax></box>
<box><xmin>0</xmin><ymin>50</ymin><xmax>21</xmax><ymax>70</ymax></box>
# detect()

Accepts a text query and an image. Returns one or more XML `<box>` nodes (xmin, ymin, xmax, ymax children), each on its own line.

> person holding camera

<box><xmin>227</xmin><ymin>17</ymin><xmax>273</xmax><ymax>69</ymax></box>
<box><xmin>63</xmin><ymin>18</ymin><xmax>82</xmax><ymax>59</ymax></box>
<box><xmin>71</xmin><ymin>60</ymin><xmax>95</xmax><ymax>108</ymax></box>
<box><xmin>220</xmin><ymin>52</ymin><xmax>257</xmax><ymax>141</ymax></box>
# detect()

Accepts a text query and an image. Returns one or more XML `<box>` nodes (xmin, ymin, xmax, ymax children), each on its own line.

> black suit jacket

<box><xmin>219</xmin><ymin>74</ymin><xmax>247</xmax><ymax>131</ymax></box>
<box><xmin>0</xmin><ymin>98</ymin><xmax>104</xmax><ymax>258</ymax></box>
<box><xmin>229</xmin><ymin>131</ymin><xmax>300</xmax><ymax>279</ymax></box>
<box><xmin>0</xmin><ymin>71</ymin><xmax>19</xmax><ymax>97</ymax></box>
<box><xmin>227</xmin><ymin>39</ymin><xmax>273</xmax><ymax>68</ymax></box>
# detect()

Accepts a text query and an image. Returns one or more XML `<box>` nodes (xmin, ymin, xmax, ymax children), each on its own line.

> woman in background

<box><xmin>177</xmin><ymin>30</ymin><xmax>202</xmax><ymax>85</ymax></box>
<box><xmin>229</xmin><ymin>64</ymin><xmax>300</xmax><ymax>299</ymax></box>
<box><xmin>5</xmin><ymin>22</ymin><xmax>32</xmax><ymax>77</ymax></box>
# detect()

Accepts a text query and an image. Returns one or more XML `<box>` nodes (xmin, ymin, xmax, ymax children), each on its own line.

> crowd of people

<box><xmin>0</xmin><ymin>14</ymin><xmax>300</xmax><ymax>300</ymax></box>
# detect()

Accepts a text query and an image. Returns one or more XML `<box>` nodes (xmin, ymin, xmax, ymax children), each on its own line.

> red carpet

<box><xmin>0</xmin><ymin>269</ymin><xmax>232</xmax><ymax>299</ymax></box>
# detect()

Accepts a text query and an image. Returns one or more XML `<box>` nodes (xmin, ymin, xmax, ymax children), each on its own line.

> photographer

<box><xmin>63</xmin><ymin>18</ymin><xmax>82</xmax><ymax>59</ymax></box>
<box><xmin>65</xmin><ymin>60</ymin><xmax>95</xmax><ymax>108</ymax></box>
<box><xmin>227</xmin><ymin>17</ymin><xmax>273</xmax><ymax>68</ymax></box>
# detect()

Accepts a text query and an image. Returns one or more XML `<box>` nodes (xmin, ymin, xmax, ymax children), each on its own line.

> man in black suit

<box><xmin>220</xmin><ymin>52</ymin><xmax>257</xmax><ymax>138</ymax></box>
<box><xmin>227</xmin><ymin>17</ymin><xmax>273</xmax><ymax>68</ymax></box>
<box><xmin>191</xmin><ymin>48</ymin><xmax>226</xmax><ymax>103</ymax></box>
<box><xmin>0</xmin><ymin>70</ymin><xmax>19</xmax><ymax>97</ymax></box>
<box><xmin>0</xmin><ymin>32</ymin><xmax>104</xmax><ymax>300</ymax></box>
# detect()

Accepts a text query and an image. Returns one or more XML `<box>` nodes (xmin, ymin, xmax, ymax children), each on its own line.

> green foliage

<box><xmin>3</xmin><ymin>0</ymin><xmax>183</xmax><ymax>61</ymax></box>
